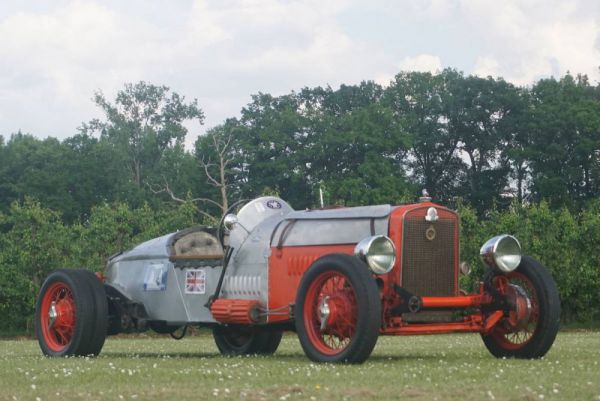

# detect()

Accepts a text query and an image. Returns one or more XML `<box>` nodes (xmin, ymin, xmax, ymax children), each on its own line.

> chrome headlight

<box><xmin>479</xmin><ymin>235</ymin><xmax>522</xmax><ymax>273</ymax></box>
<box><xmin>223</xmin><ymin>214</ymin><xmax>238</xmax><ymax>231</ymax></box>
<box><xmin>460</xmin><ymin>261</ymin><xmax>471</xmax><ymax>275</ymax></box>
<box><xmin>354</xmin><ymin>235</ymin><xmax>397</xmax><ymax>275</ymax></box>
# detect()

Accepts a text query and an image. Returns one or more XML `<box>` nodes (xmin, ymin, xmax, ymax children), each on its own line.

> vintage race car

<box><xmin>35</xmin><ymin>195</ymin><xmax>560</xmax><ymax>363</ymax></box>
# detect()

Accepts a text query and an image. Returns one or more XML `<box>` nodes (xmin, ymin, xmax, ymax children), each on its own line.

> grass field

<box><xmin>1</xmin><ymin>331</ymin><xmax>599</xmax><ymax>401</ymax></box>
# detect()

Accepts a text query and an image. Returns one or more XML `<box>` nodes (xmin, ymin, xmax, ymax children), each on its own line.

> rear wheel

<box><xmin>213</xmin><ymin>326</ymin><xmax>282</xmax><ymax>355</ymax></box>
<box><xmin>35</xmin><ymin>270</ymin><xmax>96</xmax><ymax>356</ymax></box>
<box><xmin>75</xmin><ymin>270</ymin><xmax>108</xmax><ymax>356</ymax></box>
<box><xmin>481</xmin><ymin>256</ymin><xmax>560</xmax><ymax>359</ymax></box>
<box><xmin>295</xmin><ymin>254</ymin><xmax>381</xmax><ymax>363</ymax></box>
<box><xmin>253</xmin><ymin>330</ymin><xmax>283</xmax><ymax>354</ymax></box>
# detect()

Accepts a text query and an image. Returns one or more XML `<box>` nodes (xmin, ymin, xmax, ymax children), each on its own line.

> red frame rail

<box><xmin>381</xmin><ymin>283</ymin><xmax>504</xmax><ymax>336</ymax></box>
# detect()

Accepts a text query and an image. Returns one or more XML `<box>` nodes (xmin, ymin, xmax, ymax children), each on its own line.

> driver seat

<box><xmin>172</xmin><ymin>231</ymin><xmax>224</xmax><ymax>260</ymax></box>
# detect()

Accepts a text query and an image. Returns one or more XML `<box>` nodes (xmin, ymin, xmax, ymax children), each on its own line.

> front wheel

<box><xmin>481</xmin><ymin>256</ymin><xmax>560</xmax><ymax>359</ymax></box>
<box><xmin>295</xmin><ymin>254</ymin><xmax>381</xmax><ymax>363</ymax></box>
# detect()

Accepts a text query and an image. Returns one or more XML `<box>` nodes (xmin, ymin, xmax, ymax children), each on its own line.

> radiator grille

<box><xmin>401</xmin><ymin>218</ymin><xmax>456</xmax><ymax>297</ymax></box>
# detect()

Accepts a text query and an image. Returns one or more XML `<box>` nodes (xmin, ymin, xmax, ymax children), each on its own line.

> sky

<box><xmin>1</xmin><ymin>0</ymin><xmax>599</xmax><ymax>147</ymax></box>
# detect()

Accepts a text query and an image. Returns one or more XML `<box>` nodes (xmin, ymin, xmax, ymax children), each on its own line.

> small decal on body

<box><xmin>266</xmin><ymin>199</ymin><xmax>282</xmax><ymax>209</ymax></box>
<box><xmin>185</xmin><ymin>269</ymin><xmax>206</xmax><ymax>294</ymax></box>
<box><xmin>143</xmin><ymin>263</ymin><xmax>168</xmax><ymax>291</ymax></box>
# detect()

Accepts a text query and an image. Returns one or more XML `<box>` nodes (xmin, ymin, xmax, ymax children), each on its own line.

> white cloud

<box><xmin>410</xmin><ymin>0</ymin><xmax>460</xmax><ymax>20</ymax></box>
<box><xmin>374</xmin><ymin>73</ymin><xmax>395</xmax><ymax>87</ymax></box>
<box><xmin>0</xmin><ymin>2</ymin><xmax>168</xmax><ymax>137</ymax></box>
<box><xmin>0</xmin><ymin>0</ymin><xmax>381</xmax><ymax>140</ymax></box>
<box><xmin>473</xmin><ymin>56</ymin><xmax>500</xmax><ymax>78</ymax></box>
<box><xmin>0</xmin><ymin>0</ymin><xmax>598</xmax><ymax>142</ymax></box>
<box><xmin>398</xmin><ymin>54</ymin><xmax>443</xmax><ymax>74</ymax></box>
<box><xmin>458</xmin><ymin>0</ymin><xmax>600</xmax><ymax>84</ymax></box>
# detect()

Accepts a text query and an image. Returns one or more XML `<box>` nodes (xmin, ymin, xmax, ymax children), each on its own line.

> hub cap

<box><xmin>318</xmin><ymin>296</ymin><xmax>331</xmax><ymax>331</ymax></box>
<box><xmin>304</xmin><ymin>271</ymin><xmax>358</xmax><ymax>356</ymax></box>
<box><xmin>48</xmin><ymin>302</ymin><xmax>58</xmax><ymax>328</ymax></box>
<box><xmin>40</xmin><ymin>282</ymin><xmax>76</xmax><ymax>352</ymax></box>
<box><xmin>505</xmin><ymin>284</ymin><xmax>532</xmax><ymax>331</ymax></box>
<box><xmin>491</xmin><ymin>273</ymin><xmax>539</xmax><ymax>349</ymax></box>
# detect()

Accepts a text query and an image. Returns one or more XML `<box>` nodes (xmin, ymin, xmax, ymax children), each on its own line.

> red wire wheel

<box><xmin>295</xmin><ymin>254</ymin><xmax>381</xmax><ymax>363</ymax></box>
<box><xmin>482</xmin><ymin>256</ymin><xmax>560</xmax><ymax>359</ymax></box>
<box><xmin>39</xmin><ymin>282</ymin><xmax>76</xmax><ymax>352</ymax></box>
<box><xmin>35</xmin><ymin>269</ymin><xmax>98</xmax><ymax>357</ymax></box>
<box><xmin>303</xmin><ymin>271</ymin><xmax>358</xmax><ymax>355</ymax></box>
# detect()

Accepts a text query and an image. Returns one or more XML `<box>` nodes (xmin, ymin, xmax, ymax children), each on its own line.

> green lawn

<box><xmin>1</xmin><ymin>332</ymin><xmax>599</xmax><ymax>401</ymax></box>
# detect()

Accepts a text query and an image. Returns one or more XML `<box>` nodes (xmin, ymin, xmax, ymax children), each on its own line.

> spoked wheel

<box><xmin>213</xmin><ymin>325</ymin><xmax>282</xmax><ymax>356</ymax></box>
<box><xmin>482</xmin><ymin>256</ymin><xmax>560</xmax><ymax>359</ymax></box>
<box><xmin>305</xmin><ymin>271</ymin><xmax>358</xmax><ymax>353</ymax></box>
<box><xmin>39</xmin><ymin>282</ymin><xmax>76</xmax><ymax>352</ymax></box>
<box><xmin>295</xmin><ymin>254</ymin><xmax>381</xmax><ymax>363</ymax></box>
<box><xmin>36</xmin><ymin>269</ymin><xmax>101</xmax><ymax>356</ymax></box>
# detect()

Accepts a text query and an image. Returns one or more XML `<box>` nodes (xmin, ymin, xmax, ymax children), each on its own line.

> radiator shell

<box><xmin>401</xmin><ymin>213</ymin><xmax>458</xmax><ymax>296</ymax></box>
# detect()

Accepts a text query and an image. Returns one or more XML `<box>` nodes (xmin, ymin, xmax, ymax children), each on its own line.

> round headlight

<box><xmin>223</xmin><ymin>214</ymin><xmax>238</xmax><ymax>231</ymax></box>
<box><xmin>354</xmin><ymin>235</ymin><xmax>397</xmax><ymax>275</ymax></box>
<box><xmin>479</xmin><ymin>234</ymin><xmax>522</xmax><ymax>273</ymax></box>
<box><xmin>460</xmin><ymin>261</ymin><xmax>471</xmax><ymax>275</ymax></box>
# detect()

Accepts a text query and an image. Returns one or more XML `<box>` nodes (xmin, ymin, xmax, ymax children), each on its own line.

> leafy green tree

<box><xmin>0</xmin><ymin>199</ymin><xmax>71</xmax><ymax>331</ymax></box>
<box><xmin>0</xmin><ymin>132</ymin><xmax>149</xmax><ymax>222</ymax></box>
<box><xmin>83</xmin><ymin>81</ymin><xmax>204</xmax><ymax>188</ymax></box>
<box><xmin>73</xmin><ymin>202</ymin><xmax>155</xmax><ymax>271</ymax></box>
<box><xmin>236</xmin><ymin>92</ymin><xmax>313</xmax><ymax>208</ymax></box>
<box><xmin>383</xmin><ymin>70</ymin><xmax>464</xmax><ymax>203</ymax></box>
<box><xmin>504</xmin><ymin>89</ymin><xmax>534</xmax><ymax>205</ymax></box>
<box><xmin>299</xmin><ymin>82</ymin><xmax>412</xmax><ymax>205</ymax></box>
<box><xmin>527</xmin><ymin>74</ymin><xmax>600</xmax><ymax>208</ymax></box>
<box><xmin>61</xmin><ymin>133</ymin><xmax>134</xmax><ymax>219</ymax></box>
<box><xmin>0</xmin><ymin>199</ymin><xmax>70</xmax><ymax>287</ymax></box>
<box><xmin>447</xmin><ymin>74</ymin><xmax>524</xmax><ymax>212</ymax></box>
<box><xmin>0</xmin><ymin>133</ymin><xmax>78</xmax><ymax>219</ymax></box>
<box><xmin>322</xmin><ymin>153</ymin><xmax>415</xmax><ymax>206</ymax></box>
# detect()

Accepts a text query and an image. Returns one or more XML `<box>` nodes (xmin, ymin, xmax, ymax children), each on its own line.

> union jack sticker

<box><xmin>185</xmin><ymin>269</ymin><xmax>206</xmax><ymax>294</ymax></box>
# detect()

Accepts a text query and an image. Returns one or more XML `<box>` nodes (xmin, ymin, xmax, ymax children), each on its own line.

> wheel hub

<box><xmin>318</xmin><ymin>296</ymin><xmax>331</xmax><ymax>331</ymax></box>
<box><xmin>505</xmin><ymin>284</ymin><xmax>532</xmax><ymax>331</ymax></box>
<box><xmin>49</xmin><ymin>298</ymin><xmax>75</xmax><ymax>330</ymax></box>
<box><xmin>318</xmin><ymin>294</ymin><xmax>355</xmax><ymax>337</ymax></box>
<box><xmin>48</xmin><ymin>302</ymin><xmax>58</xmax><ymax>328</ymax></box>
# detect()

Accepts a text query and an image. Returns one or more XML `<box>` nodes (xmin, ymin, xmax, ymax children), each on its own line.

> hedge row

<box><xmin>1</xmin><ymin>199</ymin><xmax>598</xmax><ymax>332</ymax></box>
<box><xmin>459</xmin><ymin>200</ymin><xmax>600</xmax><ymax>323</ymax></box>
<box><xmin>0</xmin><ymin>199</ymin><xmax>200</xmax><ymax>332</ymax></box>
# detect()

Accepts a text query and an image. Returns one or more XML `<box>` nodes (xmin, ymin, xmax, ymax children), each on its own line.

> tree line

<box><xmin>1</xmin><ymin>70</ymin><xmax>599</xmax><ymax>331</ymax></box>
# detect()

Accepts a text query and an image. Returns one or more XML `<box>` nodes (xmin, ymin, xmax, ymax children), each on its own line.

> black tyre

<box><xmin>75</xmin><ymin>270</ymin><xmax>108</xmax><ymax>356</ymax></box>
<box><xmin>481</xmin><ymin>256</ymin><xmax>560</xmax><ymax>359</ymax></box>
<box><xmin>213</xmin><ymin>326</ymin><xmax>282</xmax><ymax>356</ymax></box>
<box><xmin>295</xmin><ymin>253</ymin><xmax>381</xmax><ymax>363</ymax></box>
<box><xmin>253</xmin><ymin>330</ymin><xmax>283</xmax><ymax>355</ymax></box>
<box><xmin>35</xmin><ymin>269</ymin><xmax>96</xmax><ymax>357</ymax></box>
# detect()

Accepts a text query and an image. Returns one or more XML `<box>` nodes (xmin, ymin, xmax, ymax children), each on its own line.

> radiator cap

<box><xmin>419</xmin><ymin>189</ymin><xmax>432</xmax><ymax>203</ymax></box>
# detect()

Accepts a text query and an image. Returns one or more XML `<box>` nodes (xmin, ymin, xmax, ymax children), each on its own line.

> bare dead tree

<box><xmin>147</xmin><ymin>130</ymin><xmax>235</xmax><ymax>221</ymax></box>
<box><xmin>198</xmin><ymin>132</ymin><xmax>234</xmax><ymax>214</ymax></box>
<box><xmin>147</xmin><ymin>179</ymin><xmax>218</xmax><ymax>223</ymax></box>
